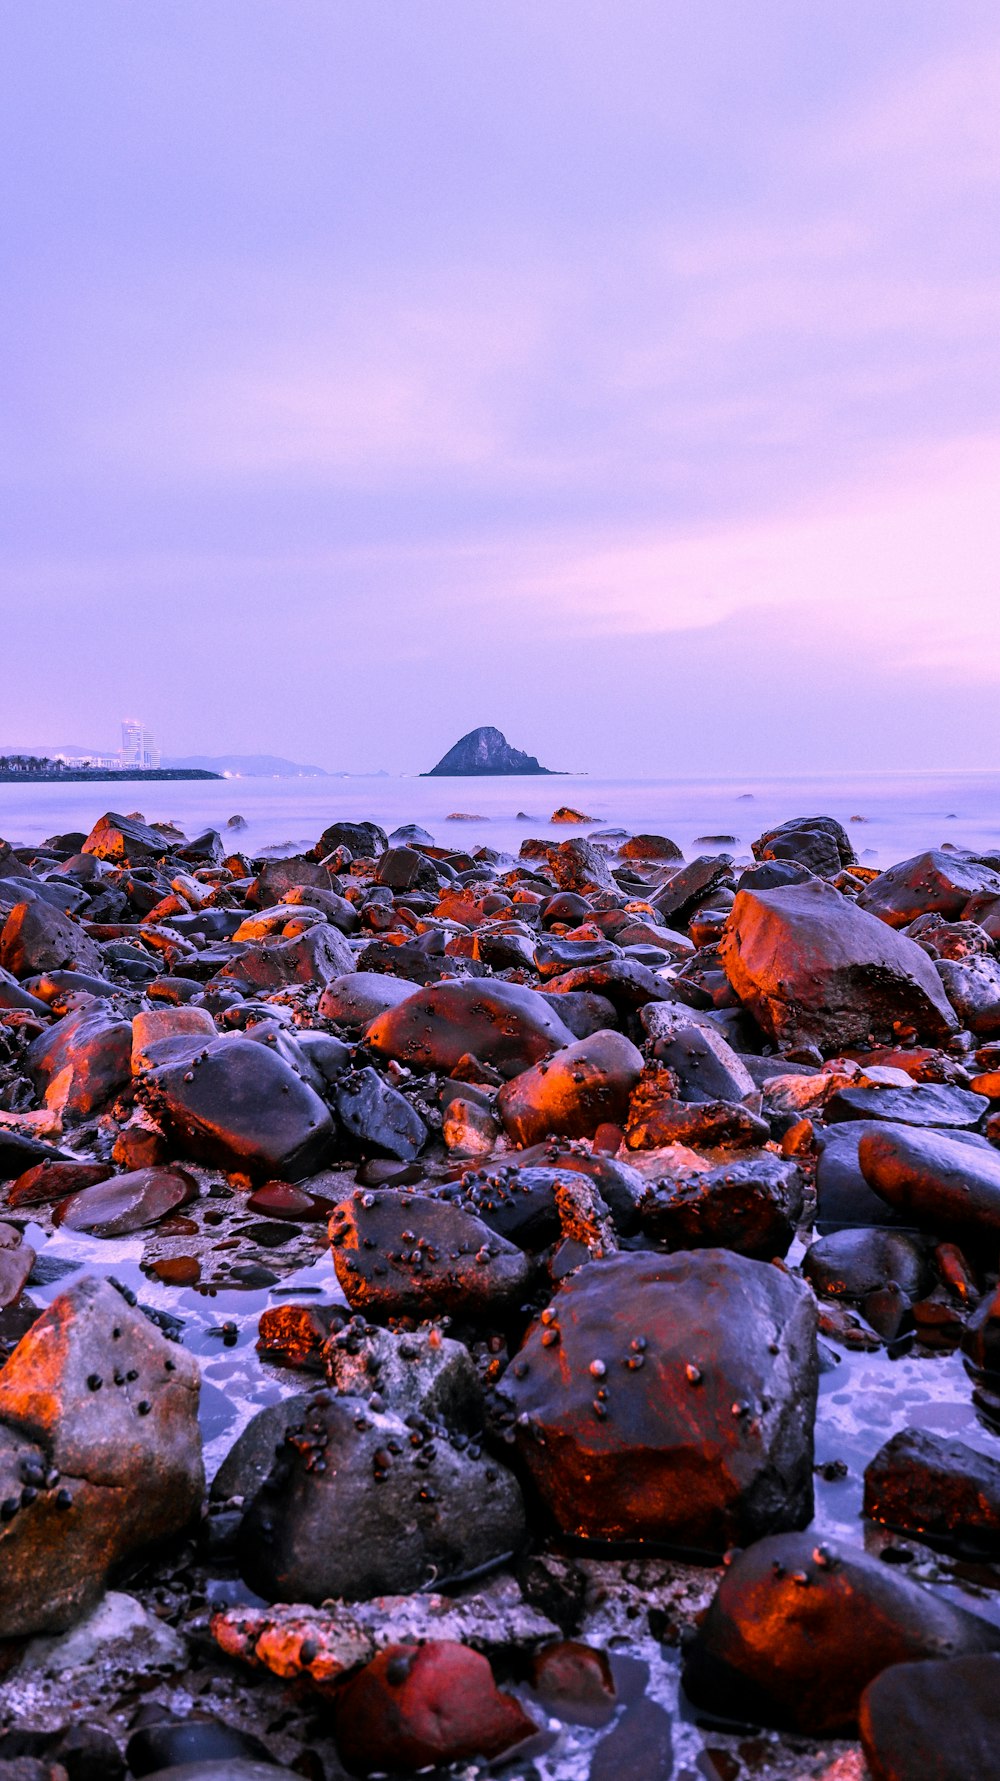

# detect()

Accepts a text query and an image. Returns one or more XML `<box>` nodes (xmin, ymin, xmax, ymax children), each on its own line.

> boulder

<box><xmin>619</xmin><ymin>834</ymin><xmax>683</xmax><ymax>862</ymax></box>
<box><xmin>366</xmin><ymin>979</ymin><xmax>575</xmax><ymax>1077</ymax></box>
<box><xmin>639</xmin><ymin>1154</ymin><xmax>804</xmax><ymax>1260</ymax></box>
<box><xmin>238</xmin><ymin>1395</ymin><xmax>524</xmax><ymax>1603</ymax></box>
<box><xmin>651</xmin><ymin>855</ymin><xmax>733</xmax><ymax>929</ymax></box>
<box><xmin>497</xmin><ymin>1031</ymin><xmax>643</xmax><ymax>1147</ymax></box>
<box><xmin>315</xmin><ymin>820</ymin><xmax>387</xmax><ymax>859</ymax></box>
<box><xmin>141</xmin><ymin>1034</ymin><xmax>334</xmax><ymax>1179</ymax></box>
<box><xmin>753</xmin><ymin>816</ymin><xmax>855</xmax><ymax>875</ymax></box>
<box><xmin>214</xmin><ymin>923</ymin><xmax>354</xmax><ymax>991</ymax></box>
<box><xmin>0</xmin><ymin>1276</ymin><xmax>202</xmax><ymax>1636</ymax></box>
<box><xmin>824</xmin><ymin>1082</ymin><xmax>988</xmax><ymax>1128</ymax></box>
<box><xmin>330</xmin><ymin>1190</ymin><xmax>530</xmax><ymax>1319</ymax></box>
<box><xmin>682</xmin><ymin>1531</ymin><xmax>1000</xmax><ymax>1733</ymax></box>
<box><xmin>540</xmin><ymin>839</ymin><xmax>615</xmax><ymax>895</ymax></box>
<box><xmin>864</xmin><ymin>1427</ymin><xmax>1000</xmax><ymax>1557</ymax></box>
<box><xmin>859</xmin><ymin>1654</ymin><xmax>1000</xmax><ymax>1781</ymax></box>
<box><xmin>720</xmin><ymin>879</ymin><xmax>958</xmax><ymax>1052</ymax></box>
<box><xmin>859</xmin><ymin>1125</ymin><xmax>1000</xmax><ymax>1237</ymax></box>
<box><xmin>81</xmin><ymin>811</ymin><xmax>167</xmax><ymax>863</ymax></box>
<box><xmin>495</xmin><ymin>1249</ymin><xmax>817</xmax><ymax>1555</ymax></box>
<box><xmin>332</xmin><ymin>1067</ymin><xmax>428</xmax><ymax>1161</ymax></box>
<box><xmin>333</xmin><ymin>1642</ymin><xmax>536</xmax><ymax>1775</ymax></box>
<box><xmin>317</xmin><ymin>971</ymin><xmax>419</xmax><ymax>1028</ymax></box>
<box><xmin>937</xmin><ymin>953</ymin><xmax>1000</xmax><ymax>1037</ymax></box>
<box><xmin>858</xmin><ymin>850</ymin><xmax>1000</xmax><ymax>929</ymax></box>
<box><xmin>624</xmin><ymin>1071</ymin><xmax>768</xmax><ymax>1151</ymax></box>
<box><xmin>26</xmin><ymin>1007</ymin><xmax>132</xmax><ymax>1117</ymax></box>
<box><xmin>0</xmin><ymin>900</ymin><xmax>104</xmax><ymax>980</ymax></box>
<box><xmin>54</xmin><ymin>1166</ymin><xmax>198</xmax><ymax>1237</ymax></box>
<box><xmin>802</xmin><ymin>1228</ymin><xmax>930</xmax><ymax>1301</ymax></box>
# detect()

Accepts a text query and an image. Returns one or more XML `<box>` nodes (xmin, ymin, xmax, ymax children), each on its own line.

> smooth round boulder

<box><xmin>497</xmin><ymin>1030</ymin><xmax>643</xmax><ymax>1147</ymax></box>
<box><xmin>858</xmin><ymin>1125</ymin><xmax>1000</xmax><ymax>1236</ymax></box>
<box><xmin>365</xmin><ymin>979</ymin><xmax>575</xmax><ymax>1078</ymax></box>
<box><xmin>859</xmin><ymin>1654</ymin><xmax>1000</xmax><ymax>1781</ymax></box>
<box><xmin>495</xmin><ymin>1249</ymin><xmax>817</xmax><ymax>1556</ymax></box>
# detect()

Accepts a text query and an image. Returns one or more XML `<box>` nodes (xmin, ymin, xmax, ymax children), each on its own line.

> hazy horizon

<box><xmin>3</xmin><ymin>3</ymin><xmax>999</xmax><ymax>776</ymax></box>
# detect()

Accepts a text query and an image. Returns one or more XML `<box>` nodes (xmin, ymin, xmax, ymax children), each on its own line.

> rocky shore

<box><xmin>1</xmin><ymin>808</ymin><xmax>1000</xmax><ymax>1777</ymax></box>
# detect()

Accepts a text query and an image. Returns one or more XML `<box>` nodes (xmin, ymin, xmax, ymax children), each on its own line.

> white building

<box><xmin>120</xmin><ymin>719</ymin><xmax>160</xmax><ymax>770</ymax></box>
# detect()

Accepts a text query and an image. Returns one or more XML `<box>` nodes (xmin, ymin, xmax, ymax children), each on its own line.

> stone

<box><xmin>17</xmin><ymin>1589</ymin><xmax>187</xmax><ymax>1677</ymax></box>
<box><xmin>131</xmin><ymin>1005</ymin><xmax>217</xmax><ymax>1072</ymax></box>
<box><xmin>366</xmin><ymin>978</ymin><xmax>575</xmax><ymax>1077</ymax></box>
<box><xmin>81</xmin><ymin>811</ymin><xmax>167</xmax><ymax>863</ymax></box>
<box><xmin>639</xmin><ymin>1154</ymin><xmax>804</xmax><ymax>1260</ymax></box>
<box><xmin>937</xmin><ymin>953</ymin><xmax>1000</xmax><ymax>1036</ymax></box>
<box><xmin>0</xmin><ymin>1276</ymin><xmax>203</xmax><ymax>1636</ymax></box>
<box><xmin>539</xmin><ymin>988</ymin><xmax>619</xmax><ymax>1039</ymax></box>
<box><xmin>754</xmin><ymin>816</ymin><xmax>856</xmax><ymax>875</ymax></box>
<box><xmin>534</xmin><ymin>936</ymin><xmax>619</xmax><ymax>977</ymax></box>
<box><xmin>497</xmin><ymin>1030</ymin><xmax>643</xmax><ymax>1147</ymax></box>
<box><xmin>531</xmin><ymin>1640</ymin><xmax>617</xmax><ymax>1727</ymax></box>
<box><xmin>962</xmin><ymin>1284</ymin><xmax>1000</xmax><ymax>1374</ymax></box>
<box><xmin>26</xmin><ymin>1008</ymin><xmax>132</xmax><ymax>1117</ymax></box>
<box><xmin>6</xmin><ymin>1160</ymin><xmax>114</xmax><ymax>1209</ymax></box>
<box><xmin>652</xmin><ymin>855</ymin><xmax>733</xmax><ymax>928</ymax></box>
<box><xmin>55</xmin><ymin>1166</ymin><xmax>197</xmax><ymax>1236</ymax></box>
<box><xmin>425</xmin><ymin>724</ymin><xmax>552</xmax><ymax>776</ymax></box>
<box><xmin>249</xmin><ymin>855</ymin><xmax>336</xmax><ymax>907</ymax></box>
<box><xmin>315</xmin><ymin>819</ymin><xmax>387</xmax><ymax>859</ymax></box>
<box><xmin>0</xmin><ymin>900</ymin><xmax>104</xmax><ymax>980</ymax></box>
<box><xmin>864</xmin><ymin>1427</ymin><xmax>1000</xmax><ymax>1556</ymax></box>
<box><xmin>825</xmin><ymin>1082</ymin><xmax>988</xmax><ymax>1128</ymax></box>
<box><xmin>333</xmin><ymin>1641</ymin><xmax>536</xmax><ymax>1773</ymax></box>
<box><xmin>720</xmin><ymin>879</ymin><xmax>958</xmax><ymax>1052</ymax></box>
<box><xmin>332</xmin><ymin>1066</ymin><xmax>427</xmax><ymax>1161</ymax></box>
<box><xmin>496</xmin><ymin>1249</ymin><xmax>817</xmax><ymax>1555</ymax></box>
<box><xmin>0</xmin><ymin>967</ymin><xmax>50</xmax><ymax>1014</ymax></box>
<box><xmin>329</xmin><ymin>1190</ymin><xmax>530</xmax><ymax>1319</ymax></box>
<box><xmin>544</xmin><ymin>838</ymin><xmax>616</xmax><ymax>895</ymax></box>
<box><xmin>624</xmin><ymin>1072</ymin><xmax>768</xmax><ymax>1151</ymax></box>
<box><xmin>141</xmin><ymin>1033</ymin><xmax>335</xmax><ymax>1179</ymax></box>
<box><xmin>802</xmin><ymin>1229</ymin><xmax>930</xmax><ymax>1300</ymax></box>
<box><xmin>216</xmin><ymin>923</ymin><xmax>354</xmax><ymax>991</ymax></box>
<box><xmin>858</xmin><ymin>850</ymin><xmax>1000</xmax><ymax>929</ymax></box>
<box><xmin>859</xmin><ymin>1125</ymin><xmax>1000</xmax><ymax>1236</ymax></box>
<box><xmin>126</xmin><ymin>1717</ymin><xmax>271</xmax><ymax>1777</ymax></box>
<box><xmin>683</xmin><ymin>1531</ymin><xmax>1000</xmax><ymax>1734</ymax></box>
<box><xmin>0</xmin><ymin>1232</ymin><xmax>35</xmax><ymax>1309</ymax></box>
<box><xmin>238</xmin><ymin>1395</ymin><xmax>525</xmax><ymax>1603</ymax></box>
<box><xmin>859</xmin><ymin>1654</ymin><xmax>1000</xmax><ymax>1781</ymax></box>
<box><xmin>619</xmin><ymin>834</ymin><xmax>683</xmax><ymax>862</ymax></box>
<box><xmin>642</xmin><ymin>1009</ymin><xmax>756</xmax><ymax>1105</ymax></box>
<box><xmin>542</xmin><ymin>957</ymin><xmax>673</xmax><ymax>1014</ymax></box>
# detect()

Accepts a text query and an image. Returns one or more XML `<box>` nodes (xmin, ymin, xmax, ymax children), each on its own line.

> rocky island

<box><xmin>423</xmin><ymin>725</ymin><xmax>558</xmax><ymax>776</ymax></box>
<box><xmin>0</xmin><ymin>807</ymin><xmax>1000</xmax><ymax>1776</ymax></box>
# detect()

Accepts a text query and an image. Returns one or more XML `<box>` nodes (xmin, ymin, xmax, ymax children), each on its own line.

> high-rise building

<box><xmin>120</xmin><ymin>719</ymin><xmax>160</xmax><ymax>770</ymax></box>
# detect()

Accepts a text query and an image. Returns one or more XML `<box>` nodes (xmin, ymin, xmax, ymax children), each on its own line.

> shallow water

<box><xmin>4</xmin><ymin>766</ymin><xmax>1000</xmax><ymax>867</ymax></box>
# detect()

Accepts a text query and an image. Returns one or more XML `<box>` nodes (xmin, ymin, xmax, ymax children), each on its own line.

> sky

<box><xmin>2</xmin><ymin>1</ymin><xmax>999</xmax><ymax>776</ymax></box>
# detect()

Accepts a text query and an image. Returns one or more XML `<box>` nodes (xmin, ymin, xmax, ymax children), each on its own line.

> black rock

<box><xmin>333</xmin><ymin>1066</ymin><xmax>428</xmax><ymax>1161</ymax></box>
<box><xmin>859</xmin><ymin>1654</ymin><xmax>1000</xmax><ymax>1781</ymax></box>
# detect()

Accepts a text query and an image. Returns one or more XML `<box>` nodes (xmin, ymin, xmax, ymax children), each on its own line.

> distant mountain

<box><xmin>423</xmin><ymin>726</ymin><xmax>558</xmax><ymax>777</ymax></box>
<box><xmin>164</xmin><ymin>754</ymin><xmax>332</xmax><ymax>778</ymax></box>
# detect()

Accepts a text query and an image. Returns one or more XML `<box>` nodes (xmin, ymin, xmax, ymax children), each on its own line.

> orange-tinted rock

<box><xmin>531</xmin><ymin>1640</ymin><xmax>617</xmax><ymax>1727</ymax></box>
<box><xmin>857</xmin><ymin>850</ymin><xmax>1000</xmax><ymax>930</ymax></box>
<box><xmin>720</xmin><ymin>879</ymin><xmax>957</xmax><ymax>1052</ymax></box>
<box><xmin>333</xmin><ymin>1642</ymin><xmax>536</xmax><ymax>1775</ymax></box>
<box><xmin>330</xmin><ymin>1190</ymin><xmax>530</xmax><ymax>1318</ymax></box>
<box><xmin>366</xmin><ymin>979</ymin><xmax>575</xmax><ymax>1078</ymax></box>
<box><xmin>497</xmin><ymin>1031</ymin><xmax>643</xmax><ymax>1147</ymax></box>
<box><xmin>6</xmin><ymin>1159</ymin><xmax>113</xmax><ymax>1209</ymax></box>
<box><xmin>81</xmin><ymin>811</ymin><xmax>168</xmax><ymax>863</ymax></box>
<box><xmin>864</xmin><ymin>1427</ymin><xmax>1000</xmax><ymax>1557</ymax></box>
<box><xmin>26</xmin><ymin>1007</ymin><xmax>132</xmax><ymax>1117</ymax></box>
<box><xmin>0</xmin><ymin>899</ymin><xmax>104</xmax><ymax>980</ymax></box>
<box><xmin>683</xmin><ymin>1532</ymin><xmax>1000</xmax><ymax>1734</ymax></box>
<box><xmin>55</xmin><ymin>1166</ymin><xmax>198</xmax><ymax>1236</ymax></box>
<box><xmin>247</xmin><ymin>1181</ymin><xmax>330</xmax><ymax>1221</ymax></box>
<box><xmin>624</xmin><ymin>1072</ymin><xmax>768</xmax><ymax>1152</ymax></box>
<box><xmin>151</xmin><ymin>1255</ymin><xmax>202</xmax><ymax>1286</ymax></box>
<box><xmin>859</xmin><ymin>1126</ymin><xmax>1000</xmax><ymax>1236</ymax></box>
<box><xmin>640</xmin><ymin>1154</ymin><xmax>804</xmax><ymax>1260</ymax></box>
<box><xmin>619</xmin><ymin>834</ymin><xmax>683</xmax><ymax>862</ymax></box>
<box><xmin>496</xmin><ymin>1250</ymin><xmax>817</xmax><ymax>1554</ymax></box>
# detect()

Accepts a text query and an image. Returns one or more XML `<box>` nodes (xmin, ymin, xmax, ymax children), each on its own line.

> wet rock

<box><xmin>333</xmin><ymin>1066</ymin><xmax>427</xmax><ymax>1161</ymax></box>
<box><xmin>0</xmin><ymin>967</ymin><xmax>50</xmax><ymax>1015</ymax></box>
<box><xmin>0</xmin><ymin>1227</ymin><xmax>35</xmax><ymax>1308</ymax></box>
<box><xmin>249</xmin><ymin>855</ymin><xmax>337</xmax><ymax>907</ymax></box>
<box><xmin>683</xmin><ymin>1531</ymin><xmax>1000</xmax><ymax>1734</ymax></box>
<box><xmin>864</xmin><ymin>1427</ymin><xmax>1000</xmax><ymax>1556</ymax></box>
<box><xmin>754</xmin><ymin>816</ymin><xmax>856</xmax><ymax>876</ymax></box>
<box><xmin>538</xmin><ymin>988</ymin><xmax>619</xmax><ymax>1039</ymax></box>
<box><xmin>366</xmin><ymin>978</ymin><xmax>575</xmax><ymax>1077</ymax></box>
<box><xmin>322</xmin><ymin>1321</ymin><xmax>482</xmax><ymax>1428</ymax></box>
<box><xmin>542</xmin><ymin>957</ymin><xmax>673</xmax><ymax>1014</ymax></box>
<box><xmin>131</xmin><ymin>1006</ymin><xmax>217</xmax><ymax>1072</ymax></box>
<box><xmin>315</xmin><ymin>819</ymin><xmax>387</xmax><ymax>859</ymax></box>
<box><xmin>126</xmin><ymin>1716</ymin><xmax>271</xmax><ymax>1777</ymax></box>
<box><xmin>497</xmin><ymin>1031</ymin><xmax>643</xmax><ymax>1147</ymax></box>
<box><xmin>26</xmin><ymin>1007</ymin><xmax>132</xmax><ymax>1117</ymax></box>
<box><xmin>496</xmin><ymin>1249</ymin><xmax>817</xmax><ymax>1554</ymax></box>
<box><xmin>642</xmin><ymin>1007</ymin><xmax>756</xmax><ymax>1104</ymax></box>
<box><xmin>859</xmin><ymin>1653</ymin><xmax>1000</xmax><ymax>1781</ymax></box>
<box><xmin>0</xmin><ymin>900</ymin><xmax>103</xmax><ymax>980</ymax></box>
<box><xmin>825</xmin><ymin>1081</ymin><xmax>988</xmax><ymax>1128</ymax></box>
<box><xmin>217</xmin><ymin>922</ymin><xmax>354</xmax><ymax>991</ymax></box>
<box><xmin>619</xmin><ymin>834</ymin><xmax>683</xmax><ymax>862</ymax></box>
<box><xmin>442</xmin><ymin>1093</ymin><xmax>499</xmax><ymax>1155</ymax></box>
<box><xmin>330</xmin><ymin>1190</ymin><xmax>530</xmax><ymax>1318</ymax></box>
<box><xmin>0</xmin><ymin>1131</ymin><xmax>74</xmax><ymax>1182</ymax></box>
<box><xmin>534</xmin><ymin>936</ymin><xmax>619</xmax><ymax>978</ymax></box>
<box><xmin>239</xmin><ymin>1394</ymin><xmax>524</xmax><ymax>1602</ymax></box>
<box><xmin>859</xmin><ymin>1125</ymin><xmax>1000</xmax><ymax>1237</ymax></box>
<box><xmin>624</xmin><ymin>1070</ymin><xmax>768</xmax><ymax>1151</ymax></box>
<box><xmin>0</xmin><ymin>1275</ymin><xmax>202</xmax><ymax>1635</ymax></box>
<box><xmin>438</xmin><ymin>1164</ymin><xmax>608</xmax><ymax>1252</ymax></box>
<box><xmin>858</xmin><ymin>850</ymin><xmax>1000</xmax><ymax>929</ymax></box>
<box><xmin>333</xmin><ymin>1640</ymin><xmax>536</xmax><ymax>1775</ymax></box>
<box><xmin>81</xmin><ymin>811</ymin><xmax>167</xmax><ymax>863</ymax></box>
<box><xmin>142</xmin><ymin>1033</ymin><xmax>334</xmax><ymax>1178</ymax></box>
<box><xmin>652</xmin><ymin>855</ymin><xmax>733</xmax><ymax>928</ymax></box>
<box><xmin>542</xmin><ymin>838</ymin><xmax>616</xmax><ymax>895</ymax></box>
<box><xmin>9</xmin><ymin>1160</ymin><xmax>125</xmax><ymax>1213</ymax></box>
<box><xmin>639</xmin><ymin>1154</ymin><xmax>804</xmax><ymax>1260</ymax></box>
<box><xmin>937</xmin><ymin>953</ymin><xmax>1000</xmax><ymax>1037</ymax></box>
<box><xmin>720</xmin><ymin>879</ymin><xmax>958</xmax><ymax>1052</ymax></box>
<box><xmin>814</xmin><ymin>1122</ymin><xmax>963</xmax><ymax>1230</ymax></box>
<box><xmin>588</xmin><ymin>1698</ymin><xmax>673</xmax><ymax>1781</ymax></box>
<box><xmin>531</xmin><ymin>1640</ymin><xmax>617</xmax><ymax>1727</ymax></box>
<box><xmin>54</xmin><ymin>1166</ymin><xmax>197</xmax><ymax>1236</ymax></box>
<box><xmin>802</xmin><ymin>1229</ymin><xmax>930</xmax><ymax>1301</ymax></box>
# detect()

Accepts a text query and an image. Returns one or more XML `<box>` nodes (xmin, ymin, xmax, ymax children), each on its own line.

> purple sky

<box><xmin>3</xmin><ymin>3</ymin><xmax>999</xmax><ymax>775</ymax></box>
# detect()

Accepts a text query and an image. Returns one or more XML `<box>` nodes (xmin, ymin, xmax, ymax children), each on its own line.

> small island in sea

<box><xmin>422</xmin><ymin>724</ymin><xmax>560</xmax><ymax>776</ymax></box>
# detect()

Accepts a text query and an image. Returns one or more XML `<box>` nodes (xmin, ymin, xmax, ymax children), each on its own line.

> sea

<box><xmin>3</xmin><ymin>767</ymin><xmax>1000</xmax><ymax>868</ymax></box>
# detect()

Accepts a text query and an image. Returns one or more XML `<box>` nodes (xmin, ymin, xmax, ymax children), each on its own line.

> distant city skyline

<box><xmin>2</xmin><ymin>4</ymin><xmax>999</xmax><ymax>775</ymax></box>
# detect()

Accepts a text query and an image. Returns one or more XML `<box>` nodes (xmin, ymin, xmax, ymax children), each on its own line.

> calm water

<box><xmin>3</xmin><ymin>768</ymin><xmax>1000</xmax><ymax>867</ymax></box>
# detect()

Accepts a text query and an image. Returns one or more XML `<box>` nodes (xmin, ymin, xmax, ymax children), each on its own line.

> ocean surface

<box><xmin>3</xmin><ymin>768</ymin><xmax>1000</xmax><ymax>868</ymax></box>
